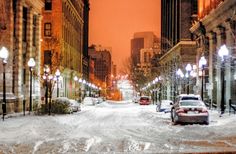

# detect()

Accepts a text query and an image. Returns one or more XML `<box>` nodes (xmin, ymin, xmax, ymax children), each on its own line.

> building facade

<box><xmin>159</xmin><ymin>0</ymin><xmax>198</xmax><ymax>100</ymax></box>
<box><xmin>0</xmin><ymin>0</ymin><xmax>44</xmax><ymax>114</ymax></box>
<box><xmin>190</xmin><ymin>0</ymin><xmax>236</xmax><ymax>111</ymax></box>
<box><xmin>88</xmin><ymin>45</ymin><xmax>112</xmax><ymax>92</ymax></box>
<box><xmin>41</xmin><ymin>0</ymin><xmax>84</xmax><ymax>99</ymax></box>
<box><xmin>82</xmin><ymin>0</ymin><xmax>90</xmax><ymax>81</ymax></box>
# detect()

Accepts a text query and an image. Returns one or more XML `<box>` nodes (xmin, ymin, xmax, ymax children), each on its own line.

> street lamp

<box><xmin>199</xmin><ymin>56</ymin><xmax>207</xmax><ymax>101</ymax></box>
<box><xmin>74</xmin><ymin>76</ymin><xmax>78</xmax><ymax>99</ymax></box>
<box><xmin>218</xmin><ymin>44</ymin><xmax>229</xmax><ymax>114</ymax></box>
<box><xmin>176</xmin><ymin>68</ymin><xmax>184</xmax><ymax>95</ymax></box>
<box><xmin>0</xmin><ymin>47</ymin><xmax>9</xmax><ymax>121</ymax></box>
<box><xmin>185</xmin><ymin>63</ymin><xmax>192</xmax><ymax>95</ymax></box>
<box><xmin>27</xmin><ymin>58</ymin><xmax>35</xmax><ymax>113</ymax></box>
<box><xmin>55</xmin><ymin>69</ymin><xmax>60</xmax><ymax>97</ymax></box>
<box><xmin>43</xmin><ymin>66</ymin><xmax>50</xmax><ymax>113</ymax></box>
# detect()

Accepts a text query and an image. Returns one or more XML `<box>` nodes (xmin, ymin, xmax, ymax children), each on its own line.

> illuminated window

<box><xmin>44</xmin><ymin>23</ymin><xmax>51</xmax><ymax>37</ymax></box>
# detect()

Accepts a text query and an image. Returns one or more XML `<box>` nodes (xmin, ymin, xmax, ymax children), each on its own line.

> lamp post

<box><xmin>0</xmin><ymin>47</ymin><xmax>9</xmax><ymax>121</ymax></box>
<box><xmin>55</xmin><ymin>69</ymin><xmax>60</xmax><ymax>97</ymax></box>
<box><xmin>176</xmin><ymin>68</ymin><xmax>184</xmax><ymax>95</ymax></box>
<box><xmin>185</xmin><ymin>63</ymin><xmax>192</xmax><ymax>95</ymax></box>
<box><xmin>43</xmin><ymin>66</ymin><xmax>50</xmax><ymax>113</ymax></box>
<box><xmin>74</xmin><ymin>76</ymin><xmax>78</xmax><ymax>99</ymax></box>
<box><xmin>218</xmin><ymin>44</ymin><xmax>229</xmax><ymax>114</ymax></box>
<box><xmin>27</xmin><ymin>58</ymin><xmax>35</xmax><ymax>113</ymax></box>
<box><xmin>105</xmin><ymin>75</ymin><xmax>109</xmax><ymax>98</ymax></box>
<box><xmin>199</xmin><ymin>56</ymin><xmax>207</xmax><ymax>101</ymax></box>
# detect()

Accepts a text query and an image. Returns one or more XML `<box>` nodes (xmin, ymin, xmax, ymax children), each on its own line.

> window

<box><xmin>45</xmin><ymin>0</ymin><xmax>52</xmax><ymax>10</ymax></box>
<box><xmin>22</xmin><ymin>7</ymin><xmax>27</xmax><ymax>42</ymax></box>
<box><xmin>32</xmin><ymin>15</ymin><xmax>37</xmax><ymax>46</ymax></box>
<box><xmin>44</xmin><ymin>23</ymin><xmax>51</xmax><ymax>37</ymax></box>
<box><xmin>44</xmin><ymin>50</ymin><xmax>52</xmax><ymax>65</ymax></box>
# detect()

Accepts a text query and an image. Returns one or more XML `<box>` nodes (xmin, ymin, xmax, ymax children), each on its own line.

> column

<box><xmin>34</xmin><ymin>14</ymin><xmax>42</xmax><ymax>97</ymax></box>
<box><xmin>25</xmin><ymin>7</ymin><xmax>33</xmax><ymax>108</ymax></box>
<box><xmin>206</xmin><ymin>32</ymin><xmax>216</xmax><ymax>105</ymax></box>
<box><xmin>215</xmin><ymin>26</ymin><xmax>226</xmax><ymax>111</ymax></box>
<box><xmin>15</xmin><ymin>0</ymin><xmax>23</xmax><ymax>97</ymax></box>
<box><xmin>224</xmin><ymin>21</ymin><xmax>235</xmax><ymax>111</ymax></box>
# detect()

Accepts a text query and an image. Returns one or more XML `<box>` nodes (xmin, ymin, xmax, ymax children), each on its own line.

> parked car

<box><xmin>82</xmin><ymin>97</ymin><xmax>96</xmax><ymax>106</ymax></box>
<box><xmin>176</xmin><ymin>94</ymin><xmax>202</xmax><ymax>102</ymax></box>
<box><xmin>171</xmin><ymin>100</ymin><xmax>209</xmax><ymax>125</ymax></box>
<box><xmin>97</xmin><ymin>97</ymin><xmax>104</xmax><ymax>104</ymax></box>
<box><xmin>69</xmin><ymin>99</ymin><xmax>81</xmax><ymax>112</ymax></box>
<box><xmin>156</xmin><ymin>100</ymin><xmax>173</xmax><ymax>113</ymax></box>
<box><xmin>139</xmin><ymin>96</ymin><xmax>151</xmax><ymax>105</ymax></box>
<box><xmin>132</xmin><ymin>96</ymin><xmax>139</xmax><ymax>103</ymax></box>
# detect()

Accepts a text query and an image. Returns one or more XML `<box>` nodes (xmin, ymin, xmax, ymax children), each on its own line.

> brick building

<box><xmin>0</xmin><ymin>0</ymin><xmax>44</xmax><ymax>114</ymax></box>
<box><xmin>41</xmin><ymin>0</ymin><xmax>84</xmax><ymax>99</ymax></box>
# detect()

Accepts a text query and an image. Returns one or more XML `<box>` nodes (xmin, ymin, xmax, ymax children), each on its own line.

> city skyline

<box><xmin>89</xmin><ymin>0</ymin><xmax>161</xmax><ymax>71</ymax></box>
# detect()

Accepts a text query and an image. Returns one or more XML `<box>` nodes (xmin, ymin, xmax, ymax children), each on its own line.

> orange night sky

<box><xmin>89</xmin><ymin>0</ymin><xmax>161</xmax><ymax>72</ymax></box>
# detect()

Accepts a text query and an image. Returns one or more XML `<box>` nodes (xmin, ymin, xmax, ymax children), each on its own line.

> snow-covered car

<box><xmin>171</xmin><ymin>100</ymin><xmax>209</xmax><ymax>125</ymax></box>
<box><xmin>69</xmin><ymin>99</ymin><xmax>81</xmax><ymax>112</ymax></box>
<box><xmin>97</xmin><ymin>97</ymin><xmax>103</xmax><ymax>103</ymax></box>
<box><xmin>176</xmin><ymin>94</ymin><xmax>202</xmax><ymax>102</ymax></box>
<box><xmin>139</xmin><ymin>96</ymin><xmax>151</xmax><ymax>105</ymax></box>
<box><xmin>83</xmin><ymin>97</ymin><xmax>98</xmax><ymax>105</ymax></box>
<box><xmin>156</xmin><ymin>100</ymin><xmax>173</xmax><ymax>113</ymax></box>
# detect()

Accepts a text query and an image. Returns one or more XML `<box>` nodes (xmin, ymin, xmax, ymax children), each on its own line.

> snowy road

<box><xmin>0</xmin><ymin>101</ymin><xmax>236</xmax><ymax>153</ymax></box>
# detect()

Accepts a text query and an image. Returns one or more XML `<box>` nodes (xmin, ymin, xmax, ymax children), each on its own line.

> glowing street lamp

<box><xmin>185</xmin><ymin>63</ymin><xmax>192</xmax><ymax>94</ymax></box>
<box><xmin>55</xmin><ymin>69</ymin><xmax>60</xmax><ymax>97</ymax></box>
<box><xmin>199</xmin><ymin>56</ymin><xmax>207</xmax><ymax>100</ymax></box>
<box><xmin>27</xmin><ymin>58</ymin><xmax>35</xmax><ymax>113</ymax></box>
<box><xmin>218</xmin><ymin>44</ymin><xmax>229</xmax><ymax>114</ymax></box>
<box><xmin>0</xmin><ymin>47</ymin><xmax>9</xmax><ymax>121</ymax></box>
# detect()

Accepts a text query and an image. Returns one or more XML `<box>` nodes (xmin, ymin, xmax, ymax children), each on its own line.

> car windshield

<box><xmin>180</xmin><ymin>101</ymin><xmax>205</xmax><ymax>106</ymax></box>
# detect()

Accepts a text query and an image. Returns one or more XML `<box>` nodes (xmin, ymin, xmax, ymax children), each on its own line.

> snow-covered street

<box><xmin>0</xmin><ymin>100</ymin><xmax>236</xmax><ymax>153</ymax></box>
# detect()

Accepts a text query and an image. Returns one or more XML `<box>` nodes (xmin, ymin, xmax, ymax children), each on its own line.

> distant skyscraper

<box><xmin>88</xmin><ymin>45</ymin><xmax>112</xmax><ymax>88</ymax></box>
<box><xmin>131</xmin><ymin>32</ymin><xmax>158</xmax><ymax>67</ymax></box>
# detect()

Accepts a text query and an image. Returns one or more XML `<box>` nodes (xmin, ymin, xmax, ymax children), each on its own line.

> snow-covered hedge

<box><xmin>51</xmin><ymin>97</ymin><xmax>72</xmax><ymax>114</ymax></box>
<box><xmin>38</xmin><ymin>97</ymin><xmax>72</xmax><ymax>114</ymax></box>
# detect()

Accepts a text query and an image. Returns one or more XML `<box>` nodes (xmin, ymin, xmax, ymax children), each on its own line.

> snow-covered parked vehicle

<box><xmin>83</xmin><ymin>97</ymin><xmax>98</xmax><ymax>105</ymax></box>
<box><xmin>171</xmin><ymin>100</ymin><xmax>209</xmax><ymax>125</ymax></box>
<box><xmin>69</xmin><ymin>99</ymin><xmax>81</xmax><ymax>112</ymax></box>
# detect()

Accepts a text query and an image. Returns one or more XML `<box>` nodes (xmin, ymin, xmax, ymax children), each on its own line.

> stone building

<box><xmin>0</xmin><ymin>0</ymin><xmax>44</xmax><ymax>114</ymax></box>
<box><xmin>190</xmin><ymin>0</ymin><xmax>236</xmax><ymax>112</ymax></box>
<box><xmin>41</xmin><ymin>0</ymin><xmax>84</xmax><ymax>99</ymax></box>
<box><xmin>159</xmin><ymin>0</ymin><xmax>198</xmax><ymax>100</ymax></box>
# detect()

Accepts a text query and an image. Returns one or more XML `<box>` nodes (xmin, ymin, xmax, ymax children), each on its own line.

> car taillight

<box><xmin>201</xmin><ymin>108</ymin><xmax>208</xmax><ymax>113</ymax></box>
<box><xmin>176</xmin><ymin>108</ymin><xmax>185</xmax><ymax>113</ymax></box>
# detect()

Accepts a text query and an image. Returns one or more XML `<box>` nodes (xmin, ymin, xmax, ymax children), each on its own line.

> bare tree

<box><xmin>119</xmin><ymin>57</ymin><xmax>132</xmax><ymax>75</ymax></box>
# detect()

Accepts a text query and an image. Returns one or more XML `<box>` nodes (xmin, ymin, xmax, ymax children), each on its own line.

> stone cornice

<box><xmin>25</xmin><ymin>0</ymin><xmax>44</xmax><ymax>13</ymax></box>
<box><xmin>160</xmin><ymin>41</ymin><xmax>196</xmax><ymax>62</ymax></box>
<box><xmin>201</xmin><ymin>0</ymin><xmax>236</xmax><ymax>33</ymax></box>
